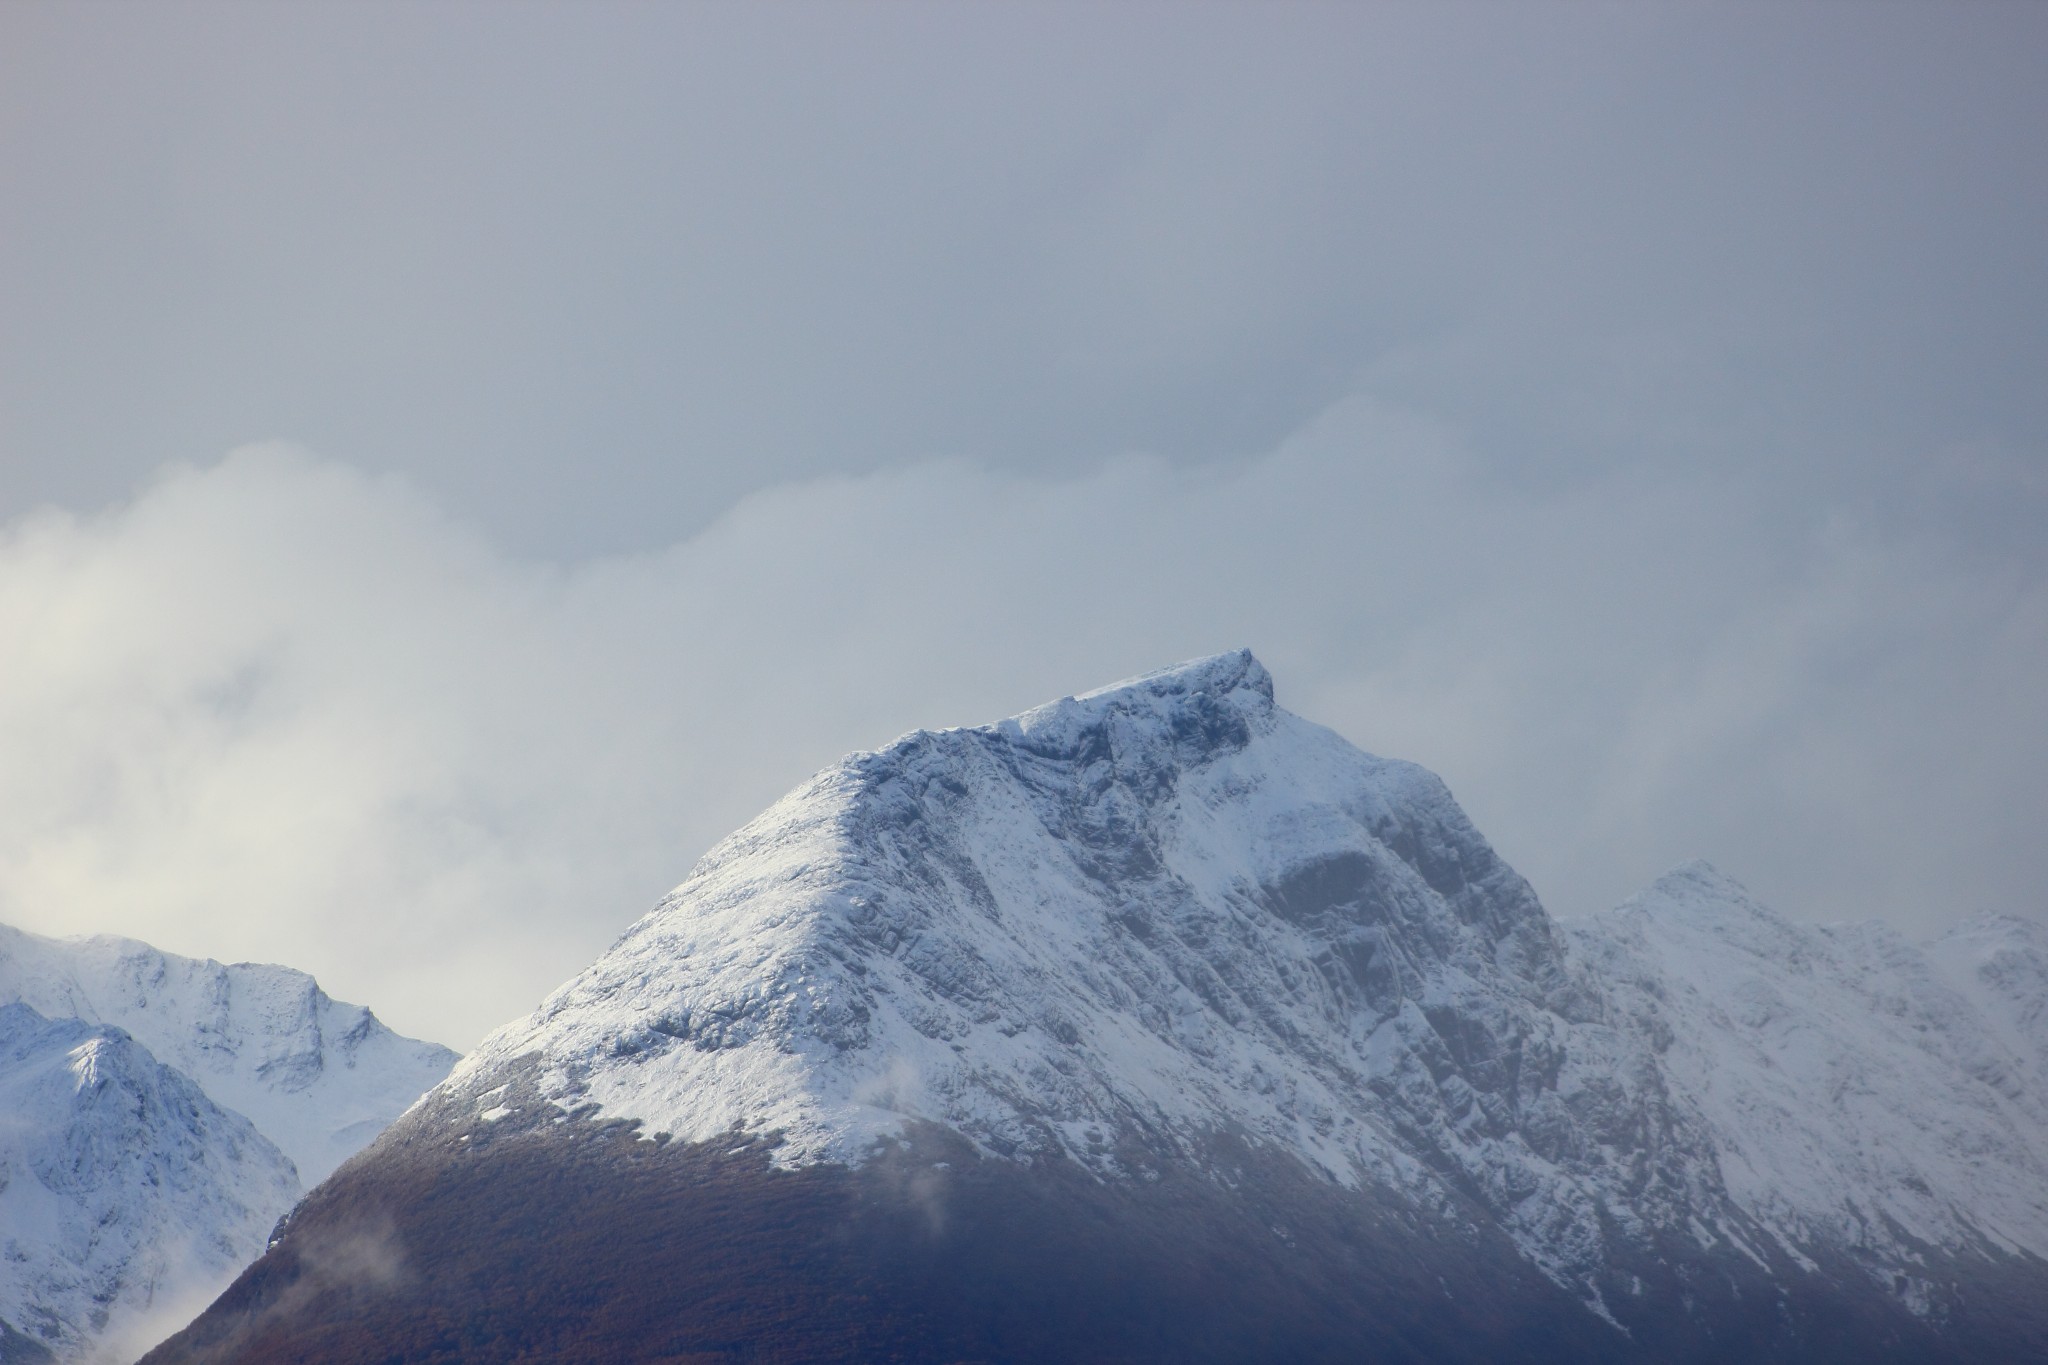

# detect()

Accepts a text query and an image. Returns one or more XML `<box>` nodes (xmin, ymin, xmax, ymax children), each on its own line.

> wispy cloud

<box><xmin>1</xmin><ymin>404</ymin><xmax>2039</xmax><ymax>1047</ymax></box>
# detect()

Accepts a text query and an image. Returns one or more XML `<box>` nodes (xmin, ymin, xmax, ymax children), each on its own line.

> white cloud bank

<box><xmin>1</xmin><ymin>403</ymin><xmax>2041</xmax><ymax>1046</ymax></box>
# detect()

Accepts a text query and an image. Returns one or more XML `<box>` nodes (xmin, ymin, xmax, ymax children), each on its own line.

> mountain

<box><xmin>1575</xmin><ymin>867</ymin><xmax>2048</xmax><ymax>1263</ymax></box>
<box><xmin>1568</xmin><ymin>864</ymin><xmax>2048</xmax><ymax>1327</ymax></box>
<box><xmin>1922</xmin><ymin>912</ymin><xmax>2048</xmax><ymax>1092</ymax></box>
<box><xmin>0</xmin><ymin>923</ymin><xmax>459</xmax><ymax>1186</ymax></box>
<box><xmin>0</xmin><ymin>1004</ymin><xmax>298</xmax><ymax>1365</ymax></box>
<box><xmin>0</xmin><ymin>926</ymin><xmax>460</xmax><ymax>1362</ymax></box>
<box><xmin>144</xmin><ymin>652</ymin><xmax>2048</xmax><ymax>1362</ymax></box>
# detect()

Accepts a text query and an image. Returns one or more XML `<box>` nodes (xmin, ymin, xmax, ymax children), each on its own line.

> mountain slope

<box><xmin>0</xmin><ymin>1004</ymin><xmax>299</xmax><ymax>1365</ymax></box>
<box><xmin>1923</xmin><ymin>913</ymin><xmax>2048</xmax><ymax>1091</ymax></box>
<box><xmin>0</xmin><ymin>923</ymin><xmax>458</xmax><ymax>1185</ymax></box>
<box><xmin>146</xmin><ymin>652</ymin><xmax>2048</xmax><ymax>1363</ymax></box>
<box><xmin>0</xmin><ymin>925</ymin><xmax>459</xmax><ymax>1362</ymax></box>
<box><xmin>1567</xmin><ymin>864</ymin><xmax>2048</xmax><ymax>1316</ymax></box>
<box><xmin>459</xmin><ymin>651</ymin><xmax>1573</xmax><ymax>1173</ymax></box>
<box><xmin>436</xmin><ymin>650</ymin><xmax>1744</xmax><ymax>1311</ymax></box>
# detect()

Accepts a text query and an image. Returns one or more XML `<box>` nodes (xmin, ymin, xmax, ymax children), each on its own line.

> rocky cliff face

<box><xmin>145</xmin><ymin>653</ymin><xmax>2048</xmax><ymax>1363</ymax></box>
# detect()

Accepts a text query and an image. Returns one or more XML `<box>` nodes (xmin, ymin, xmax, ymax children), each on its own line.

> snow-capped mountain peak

<box><xmin>0</xmin><ymin>1003</ymin><xmax>298</xmax><ymax>1364</ymax></box>
<box><xmin>456</xmin><ymin>650</ymin><xmax>1577</xmax><ymax>1188</ymax></box>
<box><xmin>438</xmin><ymin>652</ymin><xmax>2048</xmax><ymax>1324</ymax></box>
<box><xmin>0</xmin><ymin>923</ymin><xmax>459</xmax><ymax>1362</ymax></box>
<box><xmin>0</xmin><ymin>922</ymin><xmax>457</xmax><ymax>1184</ymax></box>
<box><xmin>149</xmin><ymin>654</ymin><xmax>2048</xmax><ymax>1363</ymax></box>
<box><xmin>1925</xmin><ymin>912</ymin><xmax>2048</xmax><ymax>1084</ymax></box>
<box><xmin>1573</xmin><ymin>869</ymin><xmax>2048</xmax><ymax>1272</ymax></box>
<box><xmin>1008</xmin><ymin>647</ymin><xmax>1274</xmax><ymax>750</ymax></box>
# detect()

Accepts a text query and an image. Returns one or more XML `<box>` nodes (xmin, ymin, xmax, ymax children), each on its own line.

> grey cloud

<box><xmin>3</xmin><ymin>3</ymin><xmax>2043</xmax><ymax>556</ymax></box>
<box><xmin>0</xmin><ymin>419</ymin><xmax>2038</xmax><ymax>1048</ymax></box>
<box><xmin>1</xmin><ymin>2</ymin><xmax>2043</xmax><ymax>1048</ymax></box>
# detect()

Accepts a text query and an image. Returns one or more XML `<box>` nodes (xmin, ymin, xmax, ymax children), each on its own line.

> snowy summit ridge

<box><xmin>448</xmin><ymin>649</ymin><xmax>2048</xmax><ymax>1323</ymax></box>
<box><xmin>159</xmin><ymin>652</ymin><xmax>2048</xmax><ymax>1361</ymax></box>
<box><xmin>461</xmin><ymin>648</ymin><xmax>1569</xmax><ymax>1174</ymax></box>
<box><xmin>0</xmin><ymin>924</ymin><xmax>459</xmax><ymax>1362</ymax></box>
<box><xmin>0</xmin><ymin>922</ymin><xmax>458</xmax><ymax>1186</ymax></box>
<box><xmin>1571</xmin><ymin>864</ymin><xmax>2048</xmax><ymax>1272</ymax></box>
<box><xmin>458</xmin><ymin>649</ymin><xmax>1631</xmax><ymax>1295</ymax></box>
<box><xmin>0</xmin><ymin>1002</ymin><xmax>297</xmax><ymax>1364</ymax></box>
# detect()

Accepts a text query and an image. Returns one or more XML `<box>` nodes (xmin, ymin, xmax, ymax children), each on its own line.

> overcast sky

<box><xmin>2</xmin><ymin>1</ymin><xmax>2044</xmax><ymax>1047</ymax></box>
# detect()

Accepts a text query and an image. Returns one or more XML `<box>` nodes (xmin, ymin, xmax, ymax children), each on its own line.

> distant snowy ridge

<box><xmin>0</xmin><ymin>923</ymin><xmax>459</xmax><ymax>1361</ymax></box>
<box><xmin>0</xmin><ymin>922</ymin><xmax>458</xmax><ymax>1185</ymax></box>
<box><xmin>0</xmin><ymin>1003</ymin><xmax>297</xmax><ymax>1364</ymax></box>
<box><xmin>1923</xmin><ymin>911</ymin><xmax>2048</xmax><ymax>1094</ymax></box>
<box><xmin>447</xmin><ymin>649</ymin><xmax>2048</xmax><ymax>1326</ymax></box>
<box><xmin>1569</xmin><ymin>865</ymin><xmax>2048</xmax><ymax>1271</ymax></box>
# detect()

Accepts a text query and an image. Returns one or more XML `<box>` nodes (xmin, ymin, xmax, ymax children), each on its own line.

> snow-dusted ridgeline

<box><xmin>447</xmin><ymin>650</ymin><xmax>2048</xmax><ymax>1325</ymax></box>
<box><xmin>144</xmin><ymin>651</ymin><xmax>2048</xmax><ymax>1362</ymax></box>
<box><xmin>0</xmin><ymin>1004</ymin><xmax>298</xmax><ymax>1364</ymax></box>
<box><xmin>1924</xmin><ymin>912</ymin><xmax>2048</xmax><ymax>1094</ymax></box>
<box><xmin>0</xmin><ymin>925</ymin><xmax>458</xmax><ymax>1362</ymax></box>
<box><xmin>0</xmin><ymin>923</ymin><xmax>458</xmax><ymax>1186</ymax></box>
<box><xmin>1569</xmin><ymin>865</ymin><xmax>2048</xmax><ymax>1301</ymax></box>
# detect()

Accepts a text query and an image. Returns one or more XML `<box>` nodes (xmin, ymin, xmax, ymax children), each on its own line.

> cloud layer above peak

<box><xmin>1</xmin><ymin>411</ymin><xmax>2040</xmax><ymax>1047</ymax></box>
